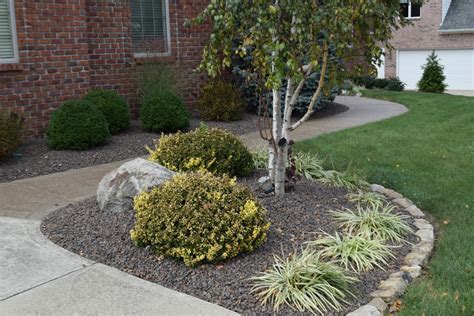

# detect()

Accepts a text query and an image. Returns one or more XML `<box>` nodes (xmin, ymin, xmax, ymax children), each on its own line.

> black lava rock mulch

<box><xmin>42</xmin><ymin>174</ymin><xmax>414</xmax><ymax>315</ymax></box>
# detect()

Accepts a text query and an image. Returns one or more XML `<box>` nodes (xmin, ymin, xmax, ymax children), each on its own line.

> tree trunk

<box><xmin>269</xmin><ymin>88</ymin><xmax>287</xmax><ymax>195</ymax></box>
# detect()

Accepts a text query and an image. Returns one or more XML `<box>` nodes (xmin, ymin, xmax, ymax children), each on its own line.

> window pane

<box><xmin>0</xmin><ymin>0</ymin><xmax>15</xmax><ymax>59</ymax></box>
<box><xmin>131</xmin><ymin>0</ymin><xmax>168</xmax><ymax>54</ymax></box>
<box><xmin>411</xmin><ymin>4</ymin><xmax>421</xmax><ymax>17</ymax></box>
<box><xmin>400</xmin><ymin>3</ymin><xmax>409</xmax><ymax>18</ymax></box>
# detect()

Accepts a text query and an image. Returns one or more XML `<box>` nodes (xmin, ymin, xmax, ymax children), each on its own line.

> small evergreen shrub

<box><xmin>83</xmin><ymin>89</ymin><xmax>130</xmax><ymax>134</ymax></box>
<box><xmin>131</xmin><ymin>171</ymin><xmax>270</xmax><ymax>267</ymax></box>
<box><xmin>47</xmin><ymin>99</ymin><xmax>110</xmax><ymax>150</ymax></box>
<box><xmin>197</xmin><ymin>81</ymin><xmax>245</xmax><ymax>121</ymax></box>
<box><xmin>385</xmin><ymin>77</ymin><xmax>405</xmax><ymax>91</ymax></box>
<box><xmin>148</xmin><ymin>127</ymin><xmax>254</xmax><ymax>177</ymax></box>
<box><xmin>140</xmin><ymin>91</ymin><xmax>189</xmax><ymax>133</ymax></box>
<box><xmin>352</xmin><ymin>76</ymin><xmax>405</xmax><ymax>91</ymax></box>
<box><xmin>417</xmin><ymin>51</ymin><xmax>447</xmax><ymax>93</ymax></box>
<box><xmin>0</xmin><ymin>109</ymin><xmax>22</xmax><ymax>159</ymax></box>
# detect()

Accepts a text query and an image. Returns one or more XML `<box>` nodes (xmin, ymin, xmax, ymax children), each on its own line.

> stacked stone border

<box><xmin>347</xmin><ymin>184</ymin><xmax>435</xmax><ymax>316</ymax></box>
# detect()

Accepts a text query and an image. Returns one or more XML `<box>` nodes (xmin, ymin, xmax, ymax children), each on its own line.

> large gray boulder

<box><xmin>97</xmin><ymin>158</ymin><xmax>175</xmax><ymax>213</ymax></box>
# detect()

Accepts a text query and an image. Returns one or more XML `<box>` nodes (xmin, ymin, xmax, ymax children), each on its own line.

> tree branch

<box><xmin>289</xmin><ymin>43</ymin><xmax>329</xmax><ymax>131</ymax></box>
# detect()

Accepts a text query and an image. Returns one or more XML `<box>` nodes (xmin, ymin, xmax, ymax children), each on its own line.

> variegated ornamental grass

<box><xmin>347</xmin><ymin>190</ymin><xmax>386</xmax><ymax>208</ymax></box>
<box><xmin>331</xmin><ymin>203</ymin><xmax>413</xmax><ymax>244</ymax></box>
<box><xmin>250</xmin><ymin>249</ymin><xmax>356</xmax><ymax>315</ymax></box>
<box><xmin>308</xmin><ymin>232</ymin><xmax>395</xmax><ymax>272</ymax></box>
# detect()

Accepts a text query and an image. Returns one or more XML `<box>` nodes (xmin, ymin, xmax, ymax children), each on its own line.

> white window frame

<box><xmin>0</xmin><ymin>0</ymin><xmax>20</xmax><ymax>64</ymax></box>
<box><xmin>401</xmin><ymin>0</ymin><xmax>421</xmax><ymax>20</ymax></box>
<box><xmin>132</xmin><ymin>0</ymin><xmax>171</xmax><ymax>58</ymax></box>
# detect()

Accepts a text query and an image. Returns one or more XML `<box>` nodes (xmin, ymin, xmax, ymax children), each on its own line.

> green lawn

<box><xmin>295</xmin><ymin>90</ymin><xmax>473</xmax><ymax>315</ymax></box>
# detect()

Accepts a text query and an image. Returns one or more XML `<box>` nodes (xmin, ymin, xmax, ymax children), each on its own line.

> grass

<box><xmin>295</xmin><ymin>90</ymin><xmax>474</xmax><ymax>315</ymax></box>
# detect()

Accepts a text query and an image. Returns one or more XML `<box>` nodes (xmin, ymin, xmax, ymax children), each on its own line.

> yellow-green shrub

<box><xmin>131</xmin><ymin>171</ymin><xmax>270</xmax><ymax>267</ymax></box>
<box><xmin>197</xmin><ymin>81</ymin><xmax>245</xmax><ymax>121</ymax></box>
<box><xmin>148</xmin><ymin>127</ymin><xmax>254</xmax><ymax>177</ymax></box>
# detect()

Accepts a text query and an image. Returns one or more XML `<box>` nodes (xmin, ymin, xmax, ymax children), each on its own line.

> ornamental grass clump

<box><xmin>319</xmin><ymin>170</ymin><xmax>369</xmax><ymax>192</ymax></box>
<box><xmin>250</xmin><ymin>248</ymin><xmax>355</xmax><ymax>314</ymax></box>
<box><xmin>251</xmin><ymin>147</ymin><xmax>269</xmax><ymax>170</ymax></box>
<box><xmin>293</xmin><ymin>151</ymin><xmax>326</xmax><ymax>181</ymax></box>
<box><xmin>148</xmin><ymin>127</ymin><xmax>254</xmax><ymax>177</ymax></box>
<box><xmin>331</xmin><ymin>203</ymin><xmax>413</xmax><ymax>244</ymax></box>
<box><xmin>347</xmin><ymin>190</ymin><xmax>386</xmax><ymax>208</ymax></box>
<box><xmin>131</xmin><ymin>171</ymin><xmax>270</xmax><ymax>267</ymax></box>
<box><xmin>308</xmin><ymin>232</ymin><xmax>395</xmax><ymax>272</ymax></box>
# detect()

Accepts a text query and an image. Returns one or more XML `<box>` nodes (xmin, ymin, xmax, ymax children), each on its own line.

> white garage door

<box><xmin>398</xmin><ymin>49</ymin><xmax>474</xmax><ymax>90</ymax></box>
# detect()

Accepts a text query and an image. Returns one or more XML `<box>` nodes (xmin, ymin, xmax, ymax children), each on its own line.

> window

<box><xmin>0</xmin><ymin>0</ymin><xmax>19</xmax><ymax>64</ymax></box>
<box><xmin>130</xmin><ymin>0</ymin><xmax>170</xmax><ymax>56</ymax></box>
<box><xmin>400</xmin><ymin>0</ymin><xmax>421</xmax><ymax>19</ymax></box>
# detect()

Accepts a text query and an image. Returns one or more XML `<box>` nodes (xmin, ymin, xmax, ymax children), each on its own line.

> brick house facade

<box><xmin>383</xmin><ymin>0</ymin><xmax>474</xmax><ymax>90</ymax></box>
<box><xmin>0</xmin><ymin>0</ymin><xmax>210</xmax><ymax>139</ymax></box>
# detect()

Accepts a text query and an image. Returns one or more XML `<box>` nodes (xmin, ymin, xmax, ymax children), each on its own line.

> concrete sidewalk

<box><xmin>0</xmin><ymin>96</ymin><xmax>407</xmax><ymax>315</ymax></box>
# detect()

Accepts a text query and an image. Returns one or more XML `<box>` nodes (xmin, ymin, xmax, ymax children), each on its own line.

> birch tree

<box><xmin>194</xmin><ymin>0</ymin><xmax>409</xmax><ymax>195</ymax></box>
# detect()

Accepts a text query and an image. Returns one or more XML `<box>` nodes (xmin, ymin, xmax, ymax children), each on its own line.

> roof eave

<box><xmin>439</xmin><ymin>28</ymin><xmax>474</xmax><ymax>34</ymax></box>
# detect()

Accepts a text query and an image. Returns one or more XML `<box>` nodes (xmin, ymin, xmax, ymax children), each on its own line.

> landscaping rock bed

<box><xmin>0</xmin><ymin>102</ymin><xmax>347</xmax><ymax>183</ymax></box>
<box><xmin>42</xmin><ymin>172</ymin><xmax>415</xmax><ymax>315</ymax></box>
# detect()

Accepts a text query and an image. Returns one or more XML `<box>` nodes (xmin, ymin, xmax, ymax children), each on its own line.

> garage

<box><xmin>397</xmin><ymin>49</ymin><xmax>474</xmax><ymax>90</ymax></box>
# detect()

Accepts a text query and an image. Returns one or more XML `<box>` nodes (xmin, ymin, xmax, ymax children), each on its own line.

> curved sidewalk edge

<box><xmin>241</xmin><ymin>96</ymin><xmax>408</xmax><ymax>149</ymax></box>
<box><xmin>0</xmin><ymin>217</ymin><xmax>237</xmax><ymax>315</ymax></box>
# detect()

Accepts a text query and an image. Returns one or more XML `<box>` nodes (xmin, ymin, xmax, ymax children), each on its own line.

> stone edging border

<box><xmin>347</xmin><ymin>184</ymin><xmax>435</xmax><ymax>316</ymax></box>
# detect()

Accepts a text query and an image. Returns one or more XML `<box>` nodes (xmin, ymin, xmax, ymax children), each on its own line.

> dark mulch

<box><xmin>42</xmin><ymin>174</ymin><xmax>415</xmax><ymax>315</ymax></box>
<box><xmin>0</xmin><ymin>102</ymin><xmax>348</xmax><ymax>184</ymax></box>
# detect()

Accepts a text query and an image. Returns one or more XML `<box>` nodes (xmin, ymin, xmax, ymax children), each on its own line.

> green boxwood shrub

<box><xmin>148</xmin><ymin>127</ymin><xmax>254</xmax><ymax>177</ymax></box>
<box><xmin>47</xmin><ymin>99</ymin><xmax>110</xmax><ymax>150</ymax></box>
<box><xmin>83</xmin><ymin>89</ymin><xmax>130</xmax><ymax>134</ymax></box>
<box><xmin>352</xmin><ymin>76</ymin><xmax>405</xmax><ymax>91</ymax></box>
<box><xmin>197</xmin><ymin>81</ymin><xmax>245</xmax><ymax>121</ymax></box>
<box><xmin>140</xmin><ymin>91</ymin><xmax>189</xmax><ymax>133</ymax></box>
<box><xmin>131</xmin><ymin>171</ymin><xmax>270</xmax><ymax>267</ymax></box>
<box><xmin>0</xmin><ymin>109</ymin><xmax>22</xmax><ymax>159</ymax></box>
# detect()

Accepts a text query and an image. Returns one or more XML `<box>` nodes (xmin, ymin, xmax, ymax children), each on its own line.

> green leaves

<box><xmin>193</xmin><ymin>0</ymin><xmax>404</xmax><ymax>87</ymax></box>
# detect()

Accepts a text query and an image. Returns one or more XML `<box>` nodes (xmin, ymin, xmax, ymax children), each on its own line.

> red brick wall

<box><xmin>0</xmin><ymin>0</ymin><xmax>210</xmax><ymax>139</ymax></box>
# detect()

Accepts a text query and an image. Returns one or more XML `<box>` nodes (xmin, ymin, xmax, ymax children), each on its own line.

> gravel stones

<box><xmin>97</xmin><ymin>158</ymin><xmax>175</xmax><ymax>213</ymax></box>
<box><xmin>42</xmin><ymin>174</ymin><xmax>413</xmax><ymax>315</ymax></box>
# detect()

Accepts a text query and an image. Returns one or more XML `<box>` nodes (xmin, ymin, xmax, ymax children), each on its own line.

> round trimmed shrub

<box><xmin>148</xmin><ymin>127</ymin><xmax>254</xmax><ymax>177</ymax></box>
<box><xmin>83</xmin><ymin>89</ymin><xmax>130</xmax><ymax>134</ymax></box>
<box><xmin>131</xmin><ymin>171</ymin><xmax>270</xmax><ymax>267</ymax></box>
<box><xmin>0</xmin><ymin>109</ymin><xmax>22</xmax><ymax>159</ymax></box>
<box><xmin>140</xmin><ymin>91</ymin><xmax>189</xmax><ymax>133</ymax></box>
<box><xmin>47</xmin><ymin>99</ymin><xmax>110</xmax><ymax>150</ymax></box>
<box><xmin>197</xmin><ymin>81</ymin><xmax>245</xmax><ymax>121</ymax></box>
